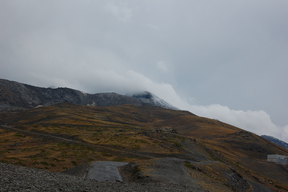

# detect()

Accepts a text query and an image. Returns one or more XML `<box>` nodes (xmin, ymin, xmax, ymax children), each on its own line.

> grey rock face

<box><xmin>0</xmin><ymin>79</ymin><xmax>176</xmax><ymax>110</ymax></box>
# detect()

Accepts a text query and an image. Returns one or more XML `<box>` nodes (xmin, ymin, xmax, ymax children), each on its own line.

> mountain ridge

<box><xmin>0</xmin><ymin>79</ymin><xmax>176</xmax><ymax>111</ymax></box>
<box><xmin>262</xmin><ymin>135</ymin><xmax>288</xmax><ymax>149</ymax></box>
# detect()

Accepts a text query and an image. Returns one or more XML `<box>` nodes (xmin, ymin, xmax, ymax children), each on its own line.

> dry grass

<box><xmin>0</xmin><ymin>104</ymin><xmax>190</xmax><ymax>171</ymax></box>
<box><xmin>0</xmin><ymin>103</ymin><xmax>288</xmax><ymax>191</ymax></box>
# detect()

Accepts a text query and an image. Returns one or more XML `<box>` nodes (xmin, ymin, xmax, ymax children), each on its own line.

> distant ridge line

<box><xmin>0</xmin><ymin>78</ymin><xmax>177</xmax><ymax>110</ymax></box>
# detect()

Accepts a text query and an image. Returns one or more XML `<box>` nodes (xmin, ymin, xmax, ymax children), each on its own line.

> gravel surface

<box><xmin>87</xmin><ymin>161</ymin><xmax>129</xmax><ymax>181</ymax></box>
<box><xmin>0</xmin><ymin>162</ymin><xmax>207</xmax><ymax>192</ymax></box>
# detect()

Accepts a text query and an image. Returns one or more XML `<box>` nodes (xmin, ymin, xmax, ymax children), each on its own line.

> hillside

<box><xmin>1</xmin><ymin>103</ymin><xmax>288</xmax><ymax>191</ymax></box>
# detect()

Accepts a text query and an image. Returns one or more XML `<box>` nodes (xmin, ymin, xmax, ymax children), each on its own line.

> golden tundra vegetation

<box><xmin>1</xmin><ymin>103</ymin><xmax>288</xmax><ymax>191</ymax></box>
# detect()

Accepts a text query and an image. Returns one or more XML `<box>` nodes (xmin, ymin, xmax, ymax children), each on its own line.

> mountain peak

<box><xmin>131</xmin><ymin>91</ymin><xmax>178</xmax><ymax>110</ymax></box>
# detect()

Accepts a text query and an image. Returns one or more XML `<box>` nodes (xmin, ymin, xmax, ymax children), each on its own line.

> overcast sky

<box><xmin>1</xmin><ymin>0</ymin><xmax>288</xmax><ymax>142</ymax></box>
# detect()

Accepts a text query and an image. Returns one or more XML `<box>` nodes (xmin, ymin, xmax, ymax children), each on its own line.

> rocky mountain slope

<box><xmin>0</xmin><ymin>79</ymin><xmax>176</xmax><ymax>110</ymax></box>
<box><xmin>262</xmin><ymin>135</ymin><xmax>288</xmax><ymax>149</ymax></box>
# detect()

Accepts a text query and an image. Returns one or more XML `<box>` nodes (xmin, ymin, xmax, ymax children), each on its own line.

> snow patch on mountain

<box><xmin>131</xmin><ymin>91</ymin><xmax>178</xmax><ymax>110</ymax></box>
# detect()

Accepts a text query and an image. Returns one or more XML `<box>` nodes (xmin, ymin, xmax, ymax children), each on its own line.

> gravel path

<box><xmin>0</xmin><ymin>162</ymin><xmax>207</xmax><ymax>192</ymax></box>
<box><xmin>87</xmin><ymin>161</ymin><xmax>129</xmax><ymax>181</ymax></box>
